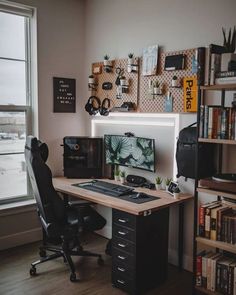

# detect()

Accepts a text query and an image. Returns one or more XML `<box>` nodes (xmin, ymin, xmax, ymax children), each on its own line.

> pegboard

<box><xmin>91</xmin><ymin>58</ymin><xmax>139</xmax><ymax>109</ymax></box>
<box><xmin>139</xmin><ymin>48</ymin><xmax>196</xmax><ymax>113</ymax></box>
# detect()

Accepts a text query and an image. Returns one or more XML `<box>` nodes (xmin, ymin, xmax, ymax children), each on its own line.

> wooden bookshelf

<box><xmin>196</xmin><ymin>236</ymin><xmax>236</xmax><ymax>254</ymax></box>
<box><xmin>200</xmin><ymin>84</ymin><xmax>236</xmax><ymax>91</ymax></box>
<box><xmin>195</xmin><ymin>286</ymin><xmax>222</xmax><ymax>295</ymax></box>
<box><xmin>197</xmin><ymin>187</ymin><xmax>236</xmax><ymax>200</ymax></box>
<box><xmin>198</xmin><ymin>138</ymin><xmax>236</xmax><ymax>145</ymax></box>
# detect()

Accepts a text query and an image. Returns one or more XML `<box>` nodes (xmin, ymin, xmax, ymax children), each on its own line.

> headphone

<box><xmin>85</xmin><ymin>96</ymin><xmax>101</xmax><ymax>115</ymax></box>
<box><xmin>99</xmin><ymin>97</ymin><xmax>111</xmax><ymax>116</ymax></box>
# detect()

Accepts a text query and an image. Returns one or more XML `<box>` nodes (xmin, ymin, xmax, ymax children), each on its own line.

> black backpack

<box><xmin>176</xmin><ymin>123</ymin><xmax>215</xmax><ymax>179</ymax></box>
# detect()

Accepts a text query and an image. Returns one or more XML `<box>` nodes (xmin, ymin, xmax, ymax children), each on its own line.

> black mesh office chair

<box><xmin>25</xmin><ymin>136</ymin><xmax>106</xmax><ymax>282</ymax></box>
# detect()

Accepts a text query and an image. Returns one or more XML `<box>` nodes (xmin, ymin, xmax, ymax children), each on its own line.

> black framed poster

<box><xmin>53</xmin><ymin>77</ymin><xmax>76</xmax><ymax>113</ymax></box>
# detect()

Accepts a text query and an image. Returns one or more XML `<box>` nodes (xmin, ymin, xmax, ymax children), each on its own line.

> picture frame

<box><xmin>167</xmin><ymin>181</ymin><xmax>179</xmax><ymax>195</ymax></box>
<box><xmin>142</xmin><ymin>45</ymin><xmax>158</xmax><ymax>76</ymax></box>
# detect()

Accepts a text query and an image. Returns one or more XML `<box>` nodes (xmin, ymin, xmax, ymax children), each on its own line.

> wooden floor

<box><xmin>0</xmin><ymin>234</ymin><xmax>193</xmax><ymax>295</ymax></box>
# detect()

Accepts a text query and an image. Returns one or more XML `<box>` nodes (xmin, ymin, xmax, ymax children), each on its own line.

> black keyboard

<box><xmin>75</xmin><ymin>180</ymin><xmax>134</xmax><ymax>197</ymax></box>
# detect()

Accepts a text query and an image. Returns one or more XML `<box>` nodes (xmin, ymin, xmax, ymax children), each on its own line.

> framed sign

<box><xmin>53</xmin><ymin>77</ymin><xmax>76</xmax><ymax>113</ymax></box>
<box><xmin>142</xmin><ymin>45</ymin><xmax>158</xmax><ymax>76</ymax></box>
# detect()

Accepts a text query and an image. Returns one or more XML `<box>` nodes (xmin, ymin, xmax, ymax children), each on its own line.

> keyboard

<box><xmin>75</xmin><ymin>180</ymin><xmax>134</xmax><ymax>197</ymax></box>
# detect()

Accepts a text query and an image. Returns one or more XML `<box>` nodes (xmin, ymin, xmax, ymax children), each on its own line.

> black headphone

<box><xmin>99</xmin><ymin>97</ymin><xmax>111</xmax><ymax>116</ymax></box>
<box><xmin>85</xmin><ymin>96</ymin><xmax>101</xmax><ymax>115</ymax></box>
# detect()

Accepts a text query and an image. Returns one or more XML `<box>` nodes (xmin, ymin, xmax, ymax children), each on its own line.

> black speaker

<box><xmin>126</xmin><ymin>175</ymin><xmax>147</xmax><ymax>186</ymax></box>
<box><xmin>63</xmin><ymin>137</ymin><xmax>102</xmax><ymax>178</ymax></box>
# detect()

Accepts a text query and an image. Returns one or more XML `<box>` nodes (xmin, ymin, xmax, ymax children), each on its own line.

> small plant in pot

<box><xmin>173</xmin><ymin>186</ymin><xmax>181</xmax><ymax>199</ymax></box>
<box><xmin>128</xmin><ymin>53</ymin><xmax>134</xmax><ymax>65</ymax></box>
<box><xmin>114</xmin><ymin>166</ymin><xmax>120</xmax><ymax>181</ymax></box>
<box><xmin>119</xmin><ymin>76</ymin><xmax>126</xmax><ymax>86</ymax></box>
<box><xmin>119</xmin><ymin>171</ymin><xmax>126</xmax><ymax>184</ymax></box>
<box><xmin>153</xmin><ymin>81</ymin><xmax>160</xmax><ymax>94</ymax></box>
<box><xmin>221</xmin><ymin>27</ymin><xmax>236</xmax><ymax>71</ymax></box>
<box><xmin>165</xmin><ymin>178</ymin><xmax>172</xmax><ymax>191</ymax></box>
<box><xmin>155</xmin><ymin>176</ymin><xmax>162</xmax><ymax>190</ymax></box>
<box><xmin>103</xmin><ymin>54</ymin><xmax>112</xmax><ymax>72</ymax></box>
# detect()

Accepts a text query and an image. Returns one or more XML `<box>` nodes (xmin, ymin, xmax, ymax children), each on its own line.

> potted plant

<box><xmin>114</xmin><ymin>166</ymin><xmax>120</xmax><ymax>181</ymax></box>
<box><xmin>173</xmin><ymin>186</ymin><xmax>181</xmax><ymax>199</ymax></box>
<box><xmin>153</xmin><ymin>81</ymin><xmax>160</xmax><ymax>94</ymax></box>
<box><xmin>171</xmin><ymin>75</ymin><xmax>178</xmax><ymax>87</ymax></box>
<box><xmin>128</xmin><ymin>53</ymin><xmax>134</xmax><ymax>65</ymax></box>
<box><xmin>120</xmin><ymin>171</ymin><xmax>126</xmax><ymax>184</ymax></box>
<box><xmin>120</xmin><ymin>76</ymin><xmax>126</xmax><ymax>86</ymax></box>
<box><xmin>103</xmin><ymin>54</ymin><xmax>112</xmax><ymax>73</ymax></box>
<box><xmin>155</xmin><ymin>176</ymin><xmax>162</xmax><ymax>190</ymax></box>
<box><xmin>221</xmin><ymin>27</ymin><xmax>236</xmax><ymax>71</ymax></box>
<box><xmin>165</xmin><ymin>178</ymin><xmax>172</xmax><ymax>191</ymax></box>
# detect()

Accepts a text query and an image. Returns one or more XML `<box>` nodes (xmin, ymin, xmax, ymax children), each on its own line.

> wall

<box><xmin>83</xmin><ymin>0</ymin><xmax>236</xmax><ymax>271</ymax></box>
<box><xmin>0</xmin><ymin>0</ymin><xmax>86</xmax><ymax>250</ymax></box>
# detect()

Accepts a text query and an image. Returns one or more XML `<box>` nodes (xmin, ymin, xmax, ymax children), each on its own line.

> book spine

<box><xmin>221</xmin><ymin>265</ymin><xmax>228</xmax><ymax>294</ymax></box>
<box><xmin>211</xmin><ymin>258</ymin><xmax>217</xmax><ymax>291</ymax></box>
<box><xmin>221</xmin><ymin>108</ymin><xmax>228</xmax><ymax>139</ymax></box>
<box><xmin>203</xmin><ymin>105</ymin><xmax>209</xmax><ymax>138</ymax></box>
<box><xmin>212</xmin><ymin>107</ymin><xmax>219</xmax><ymax>139</ymax></box>
<box><xmin>199</xmin><ymin>105</ymin><xmax>205</xmax><ymax>138</ymax></box>
<box><xmin>215</xmin><ymin>71</ymin><xmax>236</xmax><ymax>78</ymax></box>
<box><xmin>233</xmin><ymin>266</ymin><xmax>236</xmax><ymax>295</ymax></box>
<box><xmin>196</xmin><ymin>254</ymin><xmax>203</xmax><ymax>286</ymax></box>
<box><xmin>208</xmin><ymin>107</ymin><xmax>213</xmax><ymax>139</ymax></box>
<box><xmin>205</xmin><ymin>208</ymin><xmax>211</xmax><ymax>239</ymax></box>
<box><xmin>202</xmin><ymin>256</ymin><xmax>207</xmax><ymax>288</ymax></box>
<box><xmin>210</xmin><ymin>212</ymin><xmax>217</xmax><ymax>241</ymax></box>
<box><xmin>204</xmin><ymin>47</ymin><xmax>210</xmax><ymax>85</ymax></box>
<box><xmin>199</xmin><ymin>205</ymin><xmax>205</xmax><ymax>237</ymax></box>
<box><xmin>216</xmin><ymin>262</ymin><xmax>221</xmax><ymax>292</ymax></box>
<box><xmin>217</xmin><ymin>108</ymin><xmax>223</xmax><ymax>139</ymax></box>
<box><xmin>207</xmin><ymin>257</ymin><xmax>212</xmax><ymax>290</ymax></box>
<box><xmin>210</xmin><ymin>53</ymin><xmax>221</xmax><ymax>85</ymax></box>
<box><xmin>229</xmin><ymin>108</ymin><xmax>233</xmax><ymax>140</ymax></box>
<box><xmin>217</xmin><ymin>209</ymin><xmax>223</xmax><ymax>241</ymax></box>
<box><xmin>229</xmin><ymin>265</ymin><xmax>233</xmax><ymax>295</ymax></box>
<box><xmin>197</xmin><ymin>47</ymin><xmax>206</xmax><ymax>86</ymax></box>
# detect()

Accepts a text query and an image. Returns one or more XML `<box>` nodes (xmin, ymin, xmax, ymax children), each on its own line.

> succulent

<box><xmin>172</xmin><ymin>75</ymin><xmax>178</xmax><ymax>80</ymax></box>
<box><xmin>165</xmin><ymin>178</ymin><xmax>172</xmax><ymax>186</ymax></box>
<box><xmin>155</xmin><ymin>176</ymin><xmax>162</xmax><ymax>185</ymax></box>
<box><xmin>222</xmin><ymin>27</ymin><xmax>236</xmax><ymax>53</ymax></box>
<box><xmin>89</xmin><ymin>75</ymin><xmax>94</xmax><ymax>78</ymax></box>
<box><xmin>153</xmin><ymin>81</ymin><xmax>160</xmax><ymax>88</ymax></box>
<box><xmin>128</xmin><ymin>53</ymin><xmax>134</xmax><ymax>58</ymax></box>
<box><xmin>120</xmin><ymin>171</ymin><xmax>126</xmax><ymax>178</ymax></box>
<box><xmin>104</xmin><ymin>54</ymin><xmax>110</xmax><ymax>60</ymax></box>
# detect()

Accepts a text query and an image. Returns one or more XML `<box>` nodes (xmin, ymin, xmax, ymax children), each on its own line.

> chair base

<box><xmin>30</xmin><ymin>243</ymin><xmax>104</xmax><ymax>282</ymax></box>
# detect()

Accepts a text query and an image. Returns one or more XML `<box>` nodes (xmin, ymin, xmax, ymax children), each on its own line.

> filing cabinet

<box><xmin>112</xmin><ymin>208</ymin><xmax>170</xmax><ymax>295</ymax></box>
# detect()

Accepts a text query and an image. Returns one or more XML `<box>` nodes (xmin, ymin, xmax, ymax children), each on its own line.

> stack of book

<box><xmin>199</xmin><ymin>105</ymin><xmax>236</xmax><ymax>140</ymax></box>
<box><xmin>215</xmin><ymin>71</ymin><xmax>236</xmax><ymax>85</ymax></box>
<box><xmin>196</xmin><ymin>251</ymin><xmax>236</xmax><ymax>293</ymax></box>
<box><xmin>198</xmin><ymin>200</ymin><xmax>236</xmax><ymax>243</ymax></box>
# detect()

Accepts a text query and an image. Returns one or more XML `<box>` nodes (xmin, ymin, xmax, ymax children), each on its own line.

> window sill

<box><xmin>0</xmin><ymin>199</ymin><xmax>37</xmax><ymax>216</ymax></box>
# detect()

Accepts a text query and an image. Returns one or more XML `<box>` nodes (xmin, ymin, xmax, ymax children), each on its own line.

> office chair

<box><xmin>25</xmin><ymin>136</ymin><xmax>106</xmax><ymax>282</ymax></box>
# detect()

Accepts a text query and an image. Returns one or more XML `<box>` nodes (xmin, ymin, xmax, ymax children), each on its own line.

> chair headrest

<box><xmin>25</xmin><ymin>136</ymin><xmax>49</xmax><ymax>162</ymax></box>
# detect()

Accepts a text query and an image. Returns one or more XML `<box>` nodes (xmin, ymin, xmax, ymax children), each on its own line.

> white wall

<box><xmin>0</xmin><ymin>0</ymin><xmax>86</xmax><ymax>249</ymax></box>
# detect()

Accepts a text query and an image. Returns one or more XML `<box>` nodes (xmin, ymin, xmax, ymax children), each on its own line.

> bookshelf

<box><xmin>194</xmin><ymin>84</ymin><xmax>236</xmax><ymax>295</ymax></box>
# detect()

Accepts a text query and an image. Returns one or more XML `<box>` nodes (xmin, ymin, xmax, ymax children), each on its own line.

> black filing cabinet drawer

<box><xmin>112</xmin><ymin>273</ymin><xmax>136</xmax><ymax>295</ymax></box>
<box><xmin>112</xmin><ymin>259</ymin><xmax>135</xmax><ymax>279</ymax></box>
<box><xmin>113</xmin><ymin>224</ymin><xmax>135</xmax><ymax>242</ymax></box>
<box><xmin>112</xmin><ymin>236</ymin><xmax>135</xmax><ymax>253</ymax></box>
<box><xmin>112</xmin><ymin>247</ymin><xmax>135</xmax><ymax>265</ymax></box>
<box><xmin>113</xmin><ymin>210</ymin><xmax>136</xmax><ymax>229</ymax></box>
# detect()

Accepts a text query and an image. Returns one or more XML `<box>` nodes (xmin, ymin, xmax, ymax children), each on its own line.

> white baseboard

<box><xmin>168</xmin><ymin>248</ymin><xmax>193</xmax><ymax>272</ymax></box>
<box><xmin>0</xmin><ymin>227</ymin><xmax>42</xmax><ymax>251</ymax></box>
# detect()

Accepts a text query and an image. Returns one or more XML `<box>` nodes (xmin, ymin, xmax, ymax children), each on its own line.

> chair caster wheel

<box><xmin>30</xmin><ymin>266</ymin><xmax>36</xmax><ymax>276</ymax></box>
<box><xmin>39</xmin><ymin>249</ymin><xmax>46</xmax><ymax>258</ymax></box>
<box><xmin>97</xmin><ymin>257</ymin><xmax>104</xmax><ymax>266</ymax></box>
<box><xmin>70</xmin><ymin>273</ymin><xmax>77</xmax><ymax>282</ymax></box>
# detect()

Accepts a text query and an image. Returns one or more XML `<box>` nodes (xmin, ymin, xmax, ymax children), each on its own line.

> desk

<box><xmin>53</xmin><ymin>177</ymin><xmax>192</xmax><ymax>294</ymax></box>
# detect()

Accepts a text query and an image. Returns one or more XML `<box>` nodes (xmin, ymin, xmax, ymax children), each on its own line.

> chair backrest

<box><xmin>25</xmin><ymin>136</ymin><xmax>66</xmax><ymax>236</ymax></box>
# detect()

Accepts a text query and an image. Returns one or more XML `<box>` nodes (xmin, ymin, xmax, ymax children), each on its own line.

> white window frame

<box><xmin>0</xmin><ymin>1</ymin><xmax>37</xmax><ymax>205</ymax></box>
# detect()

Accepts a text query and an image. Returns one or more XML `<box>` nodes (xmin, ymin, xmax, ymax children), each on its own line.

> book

<box><xmin>204</xmin><ymin>44</ymin><xmax>227</xmax><ymax>85</ymax></box>
<box><xmin>217</xmin><ymin>207</ymin><xmax>231</xmax><ymax>241</ymax></box>
<box><xmin>215</xmin><ymin>76</ymin><xmax>236</xmax><ymax>85</ymax></box>
<box><xmin>199</xmin><ymin>202</ymin><xmax>213</xmax><ymax>237</ymax></box>
<box><xmin>210</xmin><ymin>205</ymin><xmax>223</xmax><ymax>240</ymax></box>
<box><xmin>203</xmin><ymin>105</ymin><xmax>209</xmax><ymax>138</ymax></box>
<box><xmin>205</xmin><ymin>203</ymin><xmax>221</xmax><ymax>238</ymax></box>
<box><xmin>196</xmin><ymin>250</ymin><xmax>206</xmax><ymax>286</ymax></box>
<box><xmin>202</xmin><ymin>252</ymin><xmax>213</xmax><ymax>288</ymax></box>
<box><xmin>210</xmin><ymin>53</ymin><xmax>221</xmax><ymax>85</ymax></box>
<box><xmin>216</xmin><ymin>71</ymin><xmax>236</xmax><ymax>78</ymax></box>
<box><xmin>208</xmin><ymin>106</ymin><xmax>214</xmax><ymax>139</ymax></box>
<box><xmin>199</xmin><ymin>105</ymin><xmax>205</xmax><ymax>138</ymax></box>
<box><xmin>211</xmin><ymin>254</ymin><xmax>222</xmax><ymax>291</ymax></box>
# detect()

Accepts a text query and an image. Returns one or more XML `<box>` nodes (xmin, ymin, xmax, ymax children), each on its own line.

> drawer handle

<box><xmin>118</xmin><ymin>243</ymin><xmax>126</xmax><ymax>248</ymax></box>
<box><xmin>118</xmin><ymin>218</ymin><xmax>127</xmax><ymax>223</ymax></box>
<box><xmin>118</xmin><ymin>231</ymin><xmax>127</xmax><ymax>236</ymax></box>
<box><xmin>118</xmin><ymin>255</ymin><xmax>126</xmax><ymax>260</ymax></box>
<box><xmin>117</xmin><ymin>267</ymin><xmax>125</xmax><ymax>272</ymax></box>
<box><xmin>117</xmin><ymin>279</ymin><xmax>125</xmax><ymax>285</ymax></box>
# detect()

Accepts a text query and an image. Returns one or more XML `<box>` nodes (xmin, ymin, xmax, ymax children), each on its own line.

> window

<box><xmin>0</xmin><ymin>3</ymin><xmax>36</xmax><ymax>204</ymax></box>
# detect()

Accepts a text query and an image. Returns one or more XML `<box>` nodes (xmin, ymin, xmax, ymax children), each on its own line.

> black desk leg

<box><xmin>178</xmin><ymin>203</ymin><xmax>184</xmax><ymax>271</ymax></box>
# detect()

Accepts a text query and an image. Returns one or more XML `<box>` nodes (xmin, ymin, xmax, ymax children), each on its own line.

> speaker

<box><xmin>63</xmin><ymin>137</ymin><xmax>102</xmax><ymax>178</ymax></box>
<box><xmin>126</xmin><ymin>175</ymin><xmax>147</xmax><ymax>186</ymax></box>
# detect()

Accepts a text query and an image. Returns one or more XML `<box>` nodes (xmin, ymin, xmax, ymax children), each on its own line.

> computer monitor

<box><xmin>104</xmin><ymin>134</ymin><xmax>155</xmax><ymax>172</ymax></box>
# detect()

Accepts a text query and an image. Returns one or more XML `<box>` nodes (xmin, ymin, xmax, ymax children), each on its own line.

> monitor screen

<box><xmin>104</xmin><ymin>135</ymin><xmax>155</xmax><ymax>172</ymax></box>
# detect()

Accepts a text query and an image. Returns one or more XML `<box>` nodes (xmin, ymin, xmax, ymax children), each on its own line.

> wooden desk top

<box><xmin>53</xmin><ymin>177</ymin><xmax>193</xmax><ymax>216</ymax></box>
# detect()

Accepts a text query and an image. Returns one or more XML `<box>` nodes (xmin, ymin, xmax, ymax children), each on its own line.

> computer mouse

<box><xmin>136</xmin><ymin>192</ymin><xmax>149</xmax><ymax>199</ymax></box>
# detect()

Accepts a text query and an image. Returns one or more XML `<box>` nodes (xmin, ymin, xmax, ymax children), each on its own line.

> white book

<box><xmin>215</xmin><ymin>76</ymin><xmax>236</xmax><ymax>84</ymax></box>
